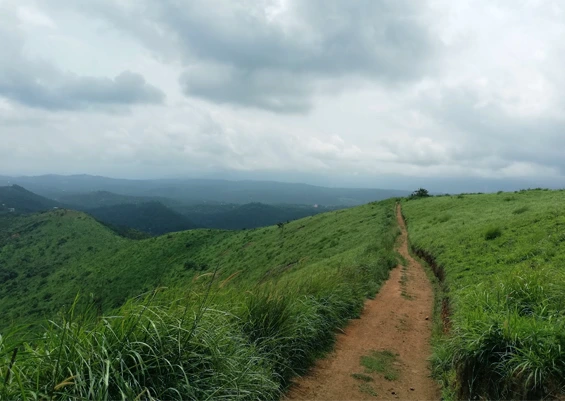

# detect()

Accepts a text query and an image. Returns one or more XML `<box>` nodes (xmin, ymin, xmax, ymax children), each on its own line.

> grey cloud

<box><xmin>179</xmin><ymin>64</ymin><xmax>313</xmax><ymax>113</ymax></box>
<box><xmin>62</xmin><ymin>0</ymin><xmax>438</xmax><ymax>112</ymax></box>
<box><xmin>1</xmin><ymin>70</ymin><xmax>165</xmax><ymax>111</ymax></box>
<box><xmin>0</xmin><ymin>16</ymin><xmax>164</xmax><ymax>110</ymax></box>
<box><xmin>421</xmin><ymin>87</ymin><xmax>565</xmax><ymax>173</ymax></box>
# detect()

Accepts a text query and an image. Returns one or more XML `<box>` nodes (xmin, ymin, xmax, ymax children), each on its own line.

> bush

<box><xmin>409</xmin><ymin>188</ymin><xmax>430</xmax><ymax>199</ymax></box>
<box><xmin>512</xmin><ymin>205</ymin><xmax>530</xmax><ymax>215</ymax></box>
<box><xmin>484</xmin><ymin>226</ymin><xmax>502</xmax><ymax>240</ymax></box>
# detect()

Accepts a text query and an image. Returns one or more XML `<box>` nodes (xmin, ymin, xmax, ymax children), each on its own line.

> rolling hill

<box><xmin>56</xmin><ymin>190</ymin><xmax>184</xmax><ymax>209</ymax></box>
<box><xmin>58</xmin><ymin>189</ymin><xmax>339</xmax><ymax>230</ymax></box>
<box><xmin>0</xmin><ymin>200</ymin><xmax>397</xmax><ymax>330</ymax></box>
<box><xmin>176</xmin><ymin>202</ymin><xmax>336</xmax><ymax>229</ymax></box>
<box><xmin>4</xmin><ymin>189</ymin><xmax>564</xmax><ymax>399</ymax></box>
<box><xmin>87</xmin><ymin>202</ymin><xmax>197</xmax><ymax>235</ymax></box>
<box><xmin>0</xmin><ymin>198</ymin><xmax>398</xmax><ymax>400</ymax></box>
<box><xmin>0</xmin><ymin>185</ymin><xmax>62</xmax><ymax>213</ymax></box>
<box><xmin>0</xmin><ymin>186</ymin><xmax>341</xmax><ymax>234</ymax></box>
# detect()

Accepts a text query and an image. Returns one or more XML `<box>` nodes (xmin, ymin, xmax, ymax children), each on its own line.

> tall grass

<box><xmin>434</xmin><ymin>267</ymin><xmax>565</xmax><ymax>399</ymax></box>
<box><xmin>1</xmin><ymin>202</ymin><xmax>399</xmax><ymax>400</ymax></box>
<box><xmin>404</xmin><ymin>190</ymin><xmax>565</xmax><ymax>399</ymax></box>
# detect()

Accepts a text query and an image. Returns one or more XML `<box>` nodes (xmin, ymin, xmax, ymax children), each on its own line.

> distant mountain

<box><xmin>0</xmin><ymin>175</ymin><xmax>410</xmax><ymax>206</ymax></box>
<box><xmin>0</xmin><ymin>185</ymin><xmax>62</xmax><ymax>213</ymax></box>
<box><xmin>0</xmin><ymin>185</ymin><xmax>336</xmax><ymax>234</ymax></box>
<box><xmin>56</xmin><ymin>189</ymin><xmax>340</xmax><ymax>230</ymax></box>
<box><xmin>87</xmin><ymin>202</ymin><xmax>197</xmax><ymax>235</ymax></box>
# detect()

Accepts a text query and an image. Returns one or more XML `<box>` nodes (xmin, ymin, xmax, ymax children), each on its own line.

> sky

<box><xmin>1</xmin><ymin>0</ymin><xmax>565</xmax><ymax>190</ymax></box>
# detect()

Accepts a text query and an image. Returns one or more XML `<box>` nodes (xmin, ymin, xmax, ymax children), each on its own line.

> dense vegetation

<box><xmin>56</xmin><ymin>191</ymin><xmax>180</xmax><ymax>209</ymax></box>
<box><xmin>402</xmin><ymin>190</ymin><xmax>565</xmax><ymax>399</ymax></box>
<box><xmin>1</xmin><ymin>185</ymin><xmax>336</xmax><ymax>234</ymax></box>
<box><xmin>178</xmin><ymin>202</ymin><xmax>335</xmax><ymax>230</ymax></box>
<box><xmin>0</xmin><ymin>185</ymin><xmax>61</xmax><ymax>213</ymax></box>
<box><xmin>0</xmin><ymin>199</ymin><xmax>398</xmax><ymax>400</ymax></box>
<box><xmin>87</xmin><ymin>202</ymin><xmax>197</xmax><ymax>235</ymax></box>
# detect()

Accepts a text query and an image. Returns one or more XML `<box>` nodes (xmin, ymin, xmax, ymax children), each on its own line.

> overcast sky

<box><xmin>1</xmin><ymin>0</ymin><xmax>565</xmax><ymax>189</ymax></box>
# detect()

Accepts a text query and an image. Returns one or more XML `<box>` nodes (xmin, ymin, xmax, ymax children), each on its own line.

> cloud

<box><xmin>0</xmin><ymin>5</ymin><xmax>164</xmax><ymax>111</ymax></box>
<box><xmin>2</xmin><ymin>0</ymin><xmax>565</xmax><ymax>188</ymax></box>
<box><xmin>417</xmin><ymin>85</ymin><xmax>565</xmax><ymax>175</ymax></box>
<box><xmin>58</xmin><ymin>0</ymin><xmax>439</xmax><ymax>113</ymax></box>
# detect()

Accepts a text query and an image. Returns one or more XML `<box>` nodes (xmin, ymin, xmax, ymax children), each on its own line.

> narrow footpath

<box><xmin>284</xmin><ymin>204</ymin><xmax>439</xmax><ymax>400</ymax></box>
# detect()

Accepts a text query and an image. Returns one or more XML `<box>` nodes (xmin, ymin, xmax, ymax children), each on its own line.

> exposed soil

<box><xmin>284</xmin><ymin>204</ymin><xmax>439</xmax><ymax>401</ymax></box>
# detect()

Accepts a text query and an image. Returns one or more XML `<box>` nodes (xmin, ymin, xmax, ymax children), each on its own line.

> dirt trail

<box><xmin>284</xmin><ymin>204</ymin><xmax>439</xmax><ymax>401</ymax></box>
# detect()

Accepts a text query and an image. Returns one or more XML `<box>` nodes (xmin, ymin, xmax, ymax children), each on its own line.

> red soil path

<box><xmin>284</xmin><ymin>204</ymin><xmax>440</xmax><ymax>400</ymax></box>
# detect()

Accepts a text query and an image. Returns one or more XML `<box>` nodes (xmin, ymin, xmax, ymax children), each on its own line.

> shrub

<box><xmin>484</xmin><ymin>226</ymin><xmax>502</xmax><ymax>240</ymax></box>
<box><xmin>409</xmin><ymin>188</ymin><xmax>430</xmax><ymax>199</ymax></box>
<box><xmin>512</xmin><ymin>205</ymin><xmax>530</xmax><ymax>215</ymax></box>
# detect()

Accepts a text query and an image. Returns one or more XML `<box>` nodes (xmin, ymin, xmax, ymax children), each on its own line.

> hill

<box><xmin>0</xmin><ymin>185</ymin><xmax>62</xmax><ymax>213</ymax></box>
<box><xmin>87</xmin><ymin>202</ymin><xmax>197</xmax><ymax>235</ymax></box>
<box><xmin>178</xmin><ymin>202</ymin><xmax>336</xmax><ymax>230</ymax></box>
<box><xmin>1</xmin><ymin>174</ymin><xmax>411</xmax><ymax>205</ymax></box>
<box><xmin>59</xmin><ymin>190</ymin><xmax>339</xmax><ymax>230</ymax></box>
<box><xmin>0</xmin><ymin>186</ymin><xmax>339</xmax><ymax>234</ymax></box>
<box><xmin>402</xmin><ymin>189</ymin><xmax>565</xmax><ymax>399</ymax></box>
<box><xmin>56</xmin><ymin>190</ymin><xmax>184</xmax><ymax>209</ymax></box>
<box><xmin>0</xmin><ymin>201</ymin><xmax>396</xmax><ymax>329</ymax></box>
<box><xmin>0</xmin><ymin>199</ymin><xmax>398</xmax><ymax>400</ymax></box>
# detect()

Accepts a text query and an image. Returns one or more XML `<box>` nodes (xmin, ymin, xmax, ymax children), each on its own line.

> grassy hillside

<box><xmin>1</xmin><ymin>199</ymin><xmax>398</xmax><ymax>400</ymax></box>
<box><xmin>402</xmin><ymin>190</ymin><xmax>565</xmax><ymax>399</ymax></box>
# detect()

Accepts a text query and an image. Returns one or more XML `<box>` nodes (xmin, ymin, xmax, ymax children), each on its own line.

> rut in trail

<box><xmin>284</xmin><ymin>204</ymin><xmax>439</xmax><ymax>401</ymax></box>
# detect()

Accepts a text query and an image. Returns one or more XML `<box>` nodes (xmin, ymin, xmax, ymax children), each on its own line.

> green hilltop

<box><xmin>0</xmin><ymin>185</ymin><xmax>61</xmax><ymax>213</ymax></box>
<box><xmin>0</xmin><ymin>198</ymin><xmax>399</xmax><ymax>400</ymax></box>
<box><xmin>402</xmin><ymin>189</ymin><xmax>565</xmax><ymax>400</ymax></box>
<box><xmin>0</xmin><ymin>200</ymin><xmax>396</xmax><ymax>330</ymax></box>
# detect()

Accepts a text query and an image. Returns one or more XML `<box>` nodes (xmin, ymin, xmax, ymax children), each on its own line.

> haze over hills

<box><xmin>0</xmin><ymin>175</ymin><xmax>411</xmax><ymax>206</ymax></box>
<box><xmin>0</xmin><ymin>185</ymin><xmax>340</xmax><ymax>233</ymax></box>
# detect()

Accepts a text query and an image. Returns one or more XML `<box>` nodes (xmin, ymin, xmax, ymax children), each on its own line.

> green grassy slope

<box><xmin>0</xmin><ymin>199</ymin><xmax>399</xmax><ymax>400</ymax></box>
<box><xmin>0</xmin><ymin>200</ymin><xmax>396</xmax><ymax>329</ymax></box>
<box><xmin>402</xmin><ymin>190</ymin><xmax>565</xmax><ymax>399</ymax></box>
<box><xmin>0</xmin><ymin>209</ymin><xmax>129</xmax><ymax>327</ymax></box>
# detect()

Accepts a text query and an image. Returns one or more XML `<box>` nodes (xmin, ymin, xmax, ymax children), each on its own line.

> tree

<box><xmin>410</xmin><ymin>188</ymin><xmax>430</xmax><ymax>199</ymax></box>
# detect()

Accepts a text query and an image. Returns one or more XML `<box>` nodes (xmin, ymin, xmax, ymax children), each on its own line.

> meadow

<box><xmin>0</xmin><ymin>199</ymin><xmax>398</xmax><ymax>400</ymax></box>
<box><xmin>402</xmin><ymin>189</ymin><xmax>565</xmax><ymax>399</ymax></box>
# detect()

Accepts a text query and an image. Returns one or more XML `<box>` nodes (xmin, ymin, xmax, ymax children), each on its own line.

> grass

<box><xmin>358</xmin><ymin>382</ymin><xmax>378</xmax><ymax>397</ymax></box>
<box><xmin>360</xmin><ymin>350</ymin><xmax>399</xmax><ymax>381</ymax></box>
<box><xmin>351</xmin><ymin>373</ymin><xmax>374</xmax><ymax>382</ymax></box>
<box><xmin>0</xmin><ymin>201</ymin><xmax>398</xmax><ymax>330</ymax></box>
<box><xmin>0</xmin><ymin>199</ymin><xmax>400</xmax><ymax>400</ymax></box>
<box><xmin>403</xmin><ymin>189</ymin><xmax>565</xmax><ymax>399</ymax></box>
